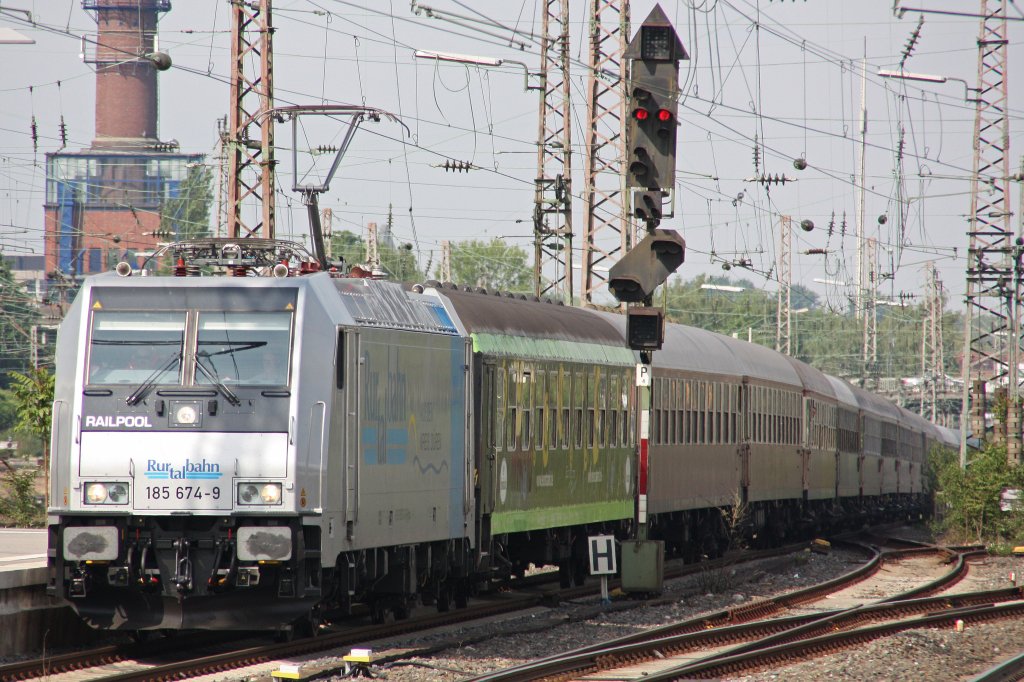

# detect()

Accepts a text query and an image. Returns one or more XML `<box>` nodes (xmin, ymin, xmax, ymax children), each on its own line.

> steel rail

<box><xmin>970</xmin><ymin>648</ymin><xmax>1024</xmax><ymax>682</ymax></box>
<box><xmin>466</xmin><ymin>546</ymin><xmax>990</xmax><ymax>682</ymax></box>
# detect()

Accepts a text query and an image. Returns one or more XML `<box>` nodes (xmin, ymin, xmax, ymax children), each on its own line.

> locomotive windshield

<box><xmin>196</xmin><ymin>312</ymin><xmax>292</xmax><ymax>386</ymax></box>
<box><xmin>87</xmin><ymin>312</ymin><xmax>185</xmax><ymax>384</ymax></box>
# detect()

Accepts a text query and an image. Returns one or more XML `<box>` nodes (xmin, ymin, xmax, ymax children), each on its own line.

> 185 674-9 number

<box><xmin>145</xmin><ymin>485</ymin><xmax>221</xmax><ymax>501</ymax></box>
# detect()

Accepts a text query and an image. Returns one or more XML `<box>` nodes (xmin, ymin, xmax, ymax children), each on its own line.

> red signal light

<box><xmin>633</xmin><ymin>108</ymin><xmax>650</xmax><ymax>121</ymax></box>
<box><xmin>657</xmin><ymin>109</ymin><xmax>672</xmax><ymax>122</ymax></box>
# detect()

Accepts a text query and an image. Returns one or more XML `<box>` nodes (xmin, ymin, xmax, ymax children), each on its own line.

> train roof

<box><xmin>935</xmin><ymin>425</ymin><xmax>960</xmax><ymax>449</ymax></box>
<box><xmin>426</xmin><ymin>284</ymin><xmax>634</xmax><ymax>364</ymax></box>
<box><xmin>594</xmin><ymin>311</ymin><xmax>803</xmax><ymax>388</ymax></box>
<box><xmin>848</xmin><ymin>382</ymin><xmax>902</xmax><ymax>422</ymax></box>
<box><xmin>784</xmin><ymin>356</ymin><xmax>837</xmax><ymax>399</ymax></box>
<box><xmin>825</xmin><ymin>375</ymin><xmax>860</xmax><ymax>410</ymax></box>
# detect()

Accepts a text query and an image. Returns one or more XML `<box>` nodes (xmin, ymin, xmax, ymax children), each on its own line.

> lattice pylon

<box><xmin>776</xmin><ymin>215</ymin><xmax>792</xmax><ymax>355</ymax></box>
<box><xmin>959</xmin><ymin>0</ymin><xmax>1014</xmax><ymax>459</ymax></box>
<box><xmin>921</xmin><ymin>262</ymin><xmax>945</xmax><ymax>420</ymax></box>
<box><xmin>533</xmin><ymin>0</ymin><xmax>574</xmax><ymax>304</ymax></box>
<box><xmin>581</xmin><ymin>0</ymin><xmax>630</xmax><ymax>307</ymax></box>
<box><xmin>863</xmin><ymin>237</ymin><xmax>878</xmax><ymax>383</ymax></box>
<box><xmin>227</xmin><ymin>0</ymin><xmax>275</xmax><ymax>239</ymax></box>
<box><xmin>440</xmin><ymin>240</ymin><xmax>452</xmax><ymax>283</ymax></box>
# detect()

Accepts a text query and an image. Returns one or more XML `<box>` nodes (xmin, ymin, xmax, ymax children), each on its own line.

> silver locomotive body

<box><xmin>48</xmin><ymin>271</ymin><xmax>472</xmax><ymax>631</ymax></box>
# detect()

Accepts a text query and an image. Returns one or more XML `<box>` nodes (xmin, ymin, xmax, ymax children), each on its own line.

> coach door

<box><xmin>478</xmin><ymin>361</ymin><xmax>497</xmax><ymax>515</ymax></box>
<box><xmin>343</xmin><ymin>330</ymin><xmax>361</xmax><ymax>538</ymax></box>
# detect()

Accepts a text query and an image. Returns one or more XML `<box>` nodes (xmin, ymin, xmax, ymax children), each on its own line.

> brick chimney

<box><xmin>84</xmin><ymin>0</ymin><xmax>169</xmax><ymax>148</ymax></box>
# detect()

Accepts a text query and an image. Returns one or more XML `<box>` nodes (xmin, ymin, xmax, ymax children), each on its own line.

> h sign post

<box><xmin>588</xmin><ymin>534</ymin><xmax>617</xmax><ymax>604</ymax></box>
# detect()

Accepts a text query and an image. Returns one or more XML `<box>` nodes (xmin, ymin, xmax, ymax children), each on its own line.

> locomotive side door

<box><xmin>343</xmin><ymin>330</ymin><xmax>361</xmax><ymax>537</ymax></box>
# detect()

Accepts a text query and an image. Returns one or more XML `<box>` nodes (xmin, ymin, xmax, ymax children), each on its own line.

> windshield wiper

<box><xmin>194</xmin><ymin>354</ymin><xmax>241</xmax><ymax>406</ymax></box>
<box><xmin>126</xmin><ymin>353</ymin><xmax>181</xmax><ymax>406</ymax></box>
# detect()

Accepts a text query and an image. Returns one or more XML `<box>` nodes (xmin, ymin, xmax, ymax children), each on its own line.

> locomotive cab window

<box><xmin>87</xmin><ymin>311</ymin><xmax>186</xmax><ymax>384</ymax></box>
<box><xmin>196</xmin><ymin>312</ymin><xmax>292</xmax><ymax>386</ymax></box>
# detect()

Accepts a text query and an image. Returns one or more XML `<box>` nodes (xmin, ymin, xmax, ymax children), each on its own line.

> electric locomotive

<box><xmin>47</xmin><ymin>239</ymin><xmax>475</xmax><ymax>631</ymax></box>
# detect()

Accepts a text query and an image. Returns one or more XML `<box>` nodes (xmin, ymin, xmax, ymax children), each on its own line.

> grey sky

<box><xmin>0</xmin><ymin>1</ymin><xmax>1021</xmax><ymax>327</ymax></box>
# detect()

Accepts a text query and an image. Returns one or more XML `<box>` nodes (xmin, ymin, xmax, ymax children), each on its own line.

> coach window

<box><xmin>608</xmin><ymin>374</ymin><xmax>620</xmax><ymax>448</ymax></box>
<box><xmin>560</xmin><ymin>369</ymin><xmax>570</xmax><ymax>450</ymax></box>
<box><xmin>598</xmin><ymin>374</ymin><xmax>608</xmax><ymax>447</ymax></box>
<box><xmin>705</xmin><ymin>382</ymin><xmax>713</xmax><ymax>444</ymax></box>
<box><xmin>650</xmin><ymin>378</ymin><xmax>660</xmax><ymax>445</ymax></box>
<box><xmin>549</xmin><ymin>368</ymin><xmax>560</xmax><ymax>449</ymax></box>
<box><xmin>88</xmin><ymin>311</ymin><xmax>186</xmax><ymax>384</ymax></box>
<box><xmin>495</xmin><ymin>368</ymin><xmax>506</xmax><ymax>451</ymax></box>
<box><xmin>715</xmin><ymin>384</ymin><xmax>723</xmax><ymax>444</ymax></box>
<box><xmin>506</xmin><ymin>367</ymin><xmax>518</xmax><ymax>451</ymax></box>
<box><xmin>621</xmin><ymin>372</ymin><xmax>630</xmax><ymax>446</ymax></box>
<box><xmin>560</xmin><ymin>369</ymin><xmax>570</xmax><ymax>449</ymax></box>
<box><xmin>586</xmin><ymin>373</ymin><xmax>596</xmax><ymax>448</ymax></box>
<box><xmin>684</xmin><ymin>378</ymin><xmax>692</xmax><ymax>444</ymax></box>
<box><xmin>717</xmin><ymin>384</ymin><xmax>724</xmax><ymax>444</ymax></box>
<box><xmin>535</xmin><ymin>370</ymin><xmax>546</xmax><ymax>450</ymax></box>
<box><xmin>665</xmin><ymin>379</ymin><xmax>671</xmax><ymax>444</ymax></box>
<box><xmin>521</xmin><ymin>369</ymin><xmax>533</xmax><ymax>450</ymax></box>
<box><xmin>573</xmin><ymin>370</ymin><xmax>584</xmax><ymax>449</ymax></box>
<box><xmin>663</xmin><ymin>378</ymin><xmax>671</xmax><ymax>444</ymax></box>
<box><xmin>757</xmin><ymin>387</ymin><xmax>765</xmax><ymax>443</ymax></box>
<box><xmin>688</xmin><ymin>380</ymin><xmax>697</xmax><ymax>444</ymax></box>
<box><xmin>728</xmin><ymin>385</ymin><xmax>737</xmax><ymax>443</ymax></box>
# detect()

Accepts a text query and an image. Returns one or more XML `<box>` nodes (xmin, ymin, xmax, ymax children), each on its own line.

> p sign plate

<box><xmin>636</xmin><ymin>363</ymin><xmax>651</xmax><ymax>387</ymax></box>
<box><xmin>588</xmin><ymin>534</ymin><xmax>618</xmax><ymax>576</ymax></box>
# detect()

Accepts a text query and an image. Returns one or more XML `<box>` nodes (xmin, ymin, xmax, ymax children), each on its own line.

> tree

<box><xmin>379</xmin><ymin>242</ymin><xmax>424</xmax><ymax>282</ymax></box>
<box><xmin>446</xmin><ymin>239</ymin><xmax>532</xmax><ymax>292</ymax></box>
<box><xmin>158</xmin><ymin>164</ymin><xmax>213</xmax><ymax>240</ymax></box>
<box><xmin>330</xmin><ymin>230</ymin><xmax>366</xmax><ymax>267</ymax></box>
<box><xmin>0</xmin><ymin>256</ymin><xmax>40</xmax><ymax>388</ymax></box>
<box><xmin>328</xmin><ymin>231</ymin><xmax>425</xmax><ymax>282</ymax></box>
<box><xmin>6</xmin><ymin>368</ymin><xmax>54</xmax><ymax>507</ymax></box>
<box><xmin>930</xmin><ymin>442</ymin><xmax>1024</xmax><ymax>549</ymax></box>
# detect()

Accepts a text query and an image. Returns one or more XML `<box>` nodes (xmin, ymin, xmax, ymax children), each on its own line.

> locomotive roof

<box><xmin>330</xmin><ymin>278</ymin><xmax>461</xmax><ymax>335</ymax></box>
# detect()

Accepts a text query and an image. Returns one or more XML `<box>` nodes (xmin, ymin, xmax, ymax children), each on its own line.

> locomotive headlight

<box><xmin>85</xmin><ymin>483</ymin><xmax>108</xmax><ymax>503</ymax></box>
<box><xmin>175</xmin><ymin>403</ymin><xmax>198</xmax><ymax>425</ymax></box>
<box><xmin>260</xmin><ymin>483</ymin><xmax>282</xmax><ymax>504</ymax></box>
<box><xmin>107</xmin><ymin>482</ymin><xmax>129</xmax><ymax>503</ymax></box>
<box><xmin>84</xmin><ymin>482</ymin><xmax>129</xmax><ymax>505</ymax></box>
<box><xmin>237</xmin><ymin>482</ymin><xmax>283</xmax><ymax>505</ymax></box>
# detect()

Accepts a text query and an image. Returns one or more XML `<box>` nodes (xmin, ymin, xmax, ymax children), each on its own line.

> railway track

<box><xmin>1</xmin><ymin>539</ymin><xmax>830</xmax><ymax>682</ymax></box>
<box><xmin>465</xmin><ymin>544</ymin><xmax>1003</xmax><ymax>681</ymax></box>
<box><xmin>970</xmin><ymin>648</ymin><xmax>1024</xmax><ymax>682</ymax></box>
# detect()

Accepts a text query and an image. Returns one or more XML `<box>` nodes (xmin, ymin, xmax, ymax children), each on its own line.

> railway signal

<box><xmin>618</xmin><ymin>5</ymin><xmax>687</xmax><ymax>598</ymax></box>
<box><xmin>624</xmin><ymin>5</ymin><xmax>687</xmax><ymax>198</ymax></box>
<box><xmin>607</xmin><ymin>229</ymin><xmax>686</xmax><ymax>307</ymax></box>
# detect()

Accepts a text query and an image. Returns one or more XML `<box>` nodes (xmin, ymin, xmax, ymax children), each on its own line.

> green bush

<box><xmin>930</xmin><ymin>442</ymin><xmax>1024</xmax><ymax>547</ymax></box>
<box><xmin>0</xmin><ymin>463</ymin><xmax>44</xmax><ymax>527</ymax></box>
